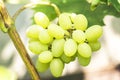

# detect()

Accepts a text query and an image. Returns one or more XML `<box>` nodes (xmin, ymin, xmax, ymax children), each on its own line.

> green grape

<box><xmin>26</xmin><ymin>25</ymin><xmax>43</xmax><ymax>39</ymax></box>
<box><xmin>52</xmin><ymin>39</ymin><xmax>65</xmax><ymax>57</ymax></box>
<box><xmin>72</xmin><ymin>30</ymin><xmax>86</xmax><ymax>43</ymax></box>
<box><xmin>78</xmin><ymin>43</ymin><xmax>92</xmax><ymax>58</ymax></box>
<box><xmin>77</xmin><ymin>54</ymin><xmax>91</xmax><ymax>66</ymax></box>
<box><xmin>85</xmin><ymin>25</ymin><xmax>103</xmax><ymax>42</ymax></box>
<box><xmin>38</xmin><ymin>51</ymin><xmax>53</xmax><ymax>63</ymax></box>
<box><xmin>74</xmin><ymin>14</ymin><xmax>88</xmax><ymax>31</ymax></box>
<box><xmin>61</xmin><ymin>53</ymin><xmax>75</xmax><ymax>64</ymax></box>
<box><xmin>70</xmin><ymin>13</ymin><xmax>76</xmax><ymax>23</ymax></box>
<box><xmin>28</xmin><ymin>41</ymin><xmax>48</xmax><ymax>54</ymax></box>
<box><xmin>47</xmin><ymin>23</ymin><xmax>64</xmax><ymax>39</ymax></box>
<box><xmin>36</xmin><ymin>59</ymin><xmax>49</xmax><ymax>72</ymax></box>
<box><xmin>50</xmin><ymin>58</ymin><xmax>64</xmax><ymax>77</ymax></box>
<box><xmin>34</xmin><ymin>12</ymin><xmax>50</xmax><ymax>28</ymax></box>
<box><xmin>39</xmin><ymin>29</ymin><xmax>53</xmax><ymax>44</ymax></box>
<box><xmin>64</xmin><ymin>39</ymin><xmax>77</xmax><ymax>57</ymax></box>
<box><xmin>58</xmin><ymin>13</ymin><xmax>72</xmax><ymax>30</ymax></box>
<box><xmin>88</xmin><ymin>40</ymin><xmax>101</xmax><ymax>51</ymax></box>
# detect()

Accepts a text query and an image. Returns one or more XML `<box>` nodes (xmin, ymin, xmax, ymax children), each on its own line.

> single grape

<box><xmin>85</xmin><ymin>25</ymin><xmax>103</xmax><ymax>42</ymax></box>
<box><xmin>28</xmin><ymin>41</ymin><xmax>48</xmax><ymax>54</ymax></box>
<box><xmin>52</xmin><ymin>39</ymin><xmax>65</xmax><ymax>57</ymax></box>
<box><xmin>34</xmin><ymin>12</ymin><xmax>50</xmax><ymax>28</ymax></box>
<box><xmin>88</xmin><ymin>40</ymin><xmax>101</xmax><ymax>51</ymax></box>
<box><xmin>47</xmin><ymin>23</ymin><xmax>64</xmax><ymax>39</ymax></box>
<box><xmin>74</xmin><ymin>14</ymin><xmax>88</xmax><ymax>31</ymax></box>
<box><xmin>60</xmin><ymin>53</ymin><xmax>75</xmax><ymax>64</ymax></box>
<box><xmin>36</xmin><ymin>59</ymin><xmax>49</xmax><ymax>72</ymax></box>
<box><xmin>77</xmin><ymin>54</ymin><xmax>91</xmax><ymax>66</ymax></box>
<box><xmin>50</xmin><ymin>58</ymin><xmax>64</xmax><ymax>77</ymax></box>
<box><xmin>26</xmin><ymin>25</ymin><xmax>44</xmax><ymax>39</ymax></box>
<box><xmin>72</xmin><ymin>30</ymin><xmax>86</xmax><ymax>43</ymax></box>
<box><xmin>39</xmin><ymin>29</ymin><xmax>53</xmax><ymax>44</ymax></box>
<box><xmin>64</xmin><ymin>39</ymin><xmax>77</xmax><ymax>57</ymax></box>
<box><xmin>38</xmin><ymin>51</ymin><xmax>53</xmax><ymax>63</ymax></box>
<box><xmin>58</xmin><ymin>13</ymin><xmax>72</xmax><ymax>30</ymax></box>
<box><xmin>78</xmin><ymin>43</ymin><xmax>92</xmax><ymax>58</ymax></box>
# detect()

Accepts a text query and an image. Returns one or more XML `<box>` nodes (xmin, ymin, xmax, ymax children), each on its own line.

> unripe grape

<box><xmin>50</xmin><ymin>58</ymin><xmax>64</xmax><ymax>77</ymax></box>
<box><xmin>88</xmin><ymin>40</ymin><xmax>101</xmax><ymax>51</ymax></box>
<box><xmin>48</xmin><ymin>23</ymin><xmax>64</xmax><ymax>39</ymax></box>
<box><xmin>39</xmin><ymin>29</ymin><xmax>53</xmax><ymax>44</ymax></box>
<box><xmin>77</xmin><ymin>54</ymin><xmax>91</xmax><ymax>66</ymax></box>
<box><xmin>26</xmin><ymin>25</ymin><xmax>43</xmax><ymax>39</ymax></box>
<box><xmin>74</xmin><ymin>14</ymin><xmax>88</xmax><ymax>31</ymax></box>
<box><xmin>36</xmin><ymin>59</ymin><xmax>49</xmax><ymax>72</ymax></box>
<box><xmin>59</xmin><ymin>13</ymin><xmax>72</xmax><ymax>30</ymax></box>
<box><xmin>52</xmin><ymin>39</ymin><xmax>65</xmax><ymax>57</ymax></box>
<box><xmin>64</xmin><ymin>39</ymin><xmax>77</xmax><ymax>57</ymax></box>
<box><xmin>38</xmin><ymin>51</ymin><xmax>53</xmax><ymax>63</ymax></box>
<box><xmin>61</xmin><ymin>53</ymin><xmax>74</xmax><ymax>63</ymax></box>
<box><xmin>34</xmin><ymin>12</ymin><xmax>50</xmax><ymax>28</ymax></box>
<box><xmin>85</xmin><ymin>25</ymin><xmax>103</xmax><ymax>42</ymax></box>
<box><xmin>78</xmin><ymin>43</ymin><xmax>92</xmax><ymax>58</ymax></box>
<box><xmin>28</xmin><ymin>41</ymin><xmax>48</xmax><ymax>54</ymax></box>
<box><xmin>72</xmin><ymin>30</ymin><xmax>86</xmax><ymax>43</ymax></box>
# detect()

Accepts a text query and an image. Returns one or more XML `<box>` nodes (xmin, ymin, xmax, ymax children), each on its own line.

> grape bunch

<box><xmin>26</xmin><ymin>12</ymin><xmax>103</xmax><ymax>77</ymax></box>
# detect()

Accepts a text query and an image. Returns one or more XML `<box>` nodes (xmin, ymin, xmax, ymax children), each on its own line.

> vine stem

<box><xmin>0</xmin><ymin>0</ymin><xmax>40</xmax><ymax>80</ymax></box>
<box><xmin>12</xmin><ymin>2</ymin><xmax>61</xmax><ymax>21</ymax></box>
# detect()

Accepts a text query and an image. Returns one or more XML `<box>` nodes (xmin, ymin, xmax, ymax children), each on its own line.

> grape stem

<box><xmin>0</xmin><ymin>0</ymin><xmax>40</xmax><ymax>80</ymax></box>
<box><xmin>12</xmin><ymin>1</ymin><xmax>61</xmax><ymax>21</ymax></box>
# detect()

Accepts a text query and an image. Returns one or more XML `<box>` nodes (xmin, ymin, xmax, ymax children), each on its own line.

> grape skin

<box><xmin>50</xmin><ymin>58</ymin><xmax>64</xmax><ymax>77</ymax></box>
<box><xmin>26</xmin><ymin>25</ymin><xmax>43</xmax><ymax>39</ymax></box>
<box><xmin>85</xmin><ymin>25</ymin><xmax>103</xmax><ymax>42</ymax></box>
<box><xmin>78</xmin><ymin>43</ymin><xmax>92</xmax><ymax>58</ymax></box>
<box><xmin>36</xmin><ymin>59</ymin><xmax>49</xmax><ymax>72</ymax></box>
<box><xmin>88</xmin><ymin>40</ymin><xmax>101</xmax><ymax>51</ymax></box>
<box><xmin>47</xmin><ymin>23</ymin><xmax>64</xmax><ymax>39</ymax></box>
<box><xmin>72</xmin><ymin>30</ymin><xmax>86</xmax><ymax>43</ymax></box>
<box><xmin>39</xmin><ymin>29</ymin><xmax>53</xmax><ymax>44</ymax></box>
<box><xmin>61</xmin><ymin>53</ymin><xmax>75</xmax><ymax>64</ymax></box>
<box><xmin>34</xmin><ymin>12</ymin><xmax>50</xmax><ymax>28</ymax></box>
<box><xmin>28</xmin><ymin>41</ymin><xmax>48</xmax><ymax>54</ymax></box>
<box><xmin>77</xmin><ymin>53</ymin><xmax>91</xmax><ymax>66</ymax></box>
<box><xmin>64</xmin><ymin>39</ymin><xmax>77</xmax><ymax>57</ymax></box>
<box><xmin>74</xmin><ymin>14</ymin><xmax>88</xmax><ymax>31</ymax></box>
<box><xmin>59</xmin><ymin>13</ymin><xmax>72</xmax><ymax>30</ymax></box>
<box><xmin>38</xmin><ymin>51</ymin><xmax>53</xmax><ymax>63</ymax></box>
<box><xmin>52</xmin><ymin>39</ymin><xmax>65</xmax><ymax>57</ymax></box>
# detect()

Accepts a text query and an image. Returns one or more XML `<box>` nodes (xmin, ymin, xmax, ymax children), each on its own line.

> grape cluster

<box><xmin>26</xmin><ymin>12</ymin><xmax>103</xmax><ymax>77</ymax></box>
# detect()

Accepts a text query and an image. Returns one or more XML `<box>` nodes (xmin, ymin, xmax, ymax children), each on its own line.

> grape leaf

<box><xmin>110</xmin><ymin>0</ymin><xmax>120</xmax><ymax>12</ymax></box>
<box><xmin>33</xmin><ymin>0</ymin><xmax>120</xmax><ymax>26</ymax></box>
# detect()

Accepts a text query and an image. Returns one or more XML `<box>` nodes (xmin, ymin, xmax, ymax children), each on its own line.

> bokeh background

<box><xmin>0</xmin><ymin>0</ymin><xmax>120</xmax><ymax>80</ymax></box>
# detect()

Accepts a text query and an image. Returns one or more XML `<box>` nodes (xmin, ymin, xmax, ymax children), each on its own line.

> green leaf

<box><xmin>110</xmin><ymin>0</ymin><xmax>120</xmax><ymax>12</ymax></box>
<box><xmin>32</xmin><ymin>5</ymin><xmax>57</xmax><ymax>21</ymax></box>
<box><xmin>33</xmin><ymin>0</ymin><xmax>120</xmax><ymax>26</ymax></box>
